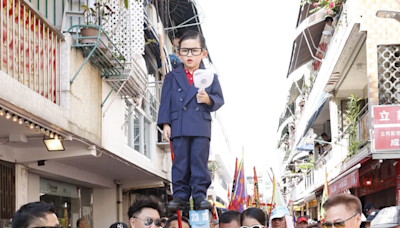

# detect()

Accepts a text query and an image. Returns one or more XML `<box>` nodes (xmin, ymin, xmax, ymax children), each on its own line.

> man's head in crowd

<box><xmin>296</xmin><ymin>217</ymin><xmax>307</xmax><ymax>228</ymax></box>
<box><xmin>12</xmin><ymin>201</ymin><xmax>59</xmax><ymax>228</ymax></box>
<box><xmin>364</xmin><ymin>203</ymin><xmax>375</xmax><ymax>217</ymax></box>
<box><xmin>77</xmin><ymin>218</ymin><xmax>88</xmax><ymax>228</ymax></box>
<box><xmin>323</xmin><ymin>194</ymin><xmax>362</xmax><ymax>228</ymax></box>
<box><xmin>164</xmin><ymin>215</ymin><xmax>190</xmax><ymax>228</ymax></box>
<box><xmin>128</xmin><ymin>196</ymin><xmax>162</xmax><ymax>228</ymax></box>
<box><xmin>219</xmin><ymin>210</ymin><xmax>241</xmax><ymax>228</ymax></box>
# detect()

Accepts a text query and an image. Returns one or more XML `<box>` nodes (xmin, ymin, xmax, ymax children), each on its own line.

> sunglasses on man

<box><xmin>134</xmin><ymin>216</ymin><xmax>162</xmax><ymax>226</ymax></box>
<box><xmin>322</xmin><ymin>214</ymin><xmax>358</xmax><ymax>228</ymax></box>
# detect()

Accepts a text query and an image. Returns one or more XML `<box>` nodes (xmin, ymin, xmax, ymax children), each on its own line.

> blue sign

<box><xmin>189</xmin><ymin>210</ymin><xmax>210</xmax><ymax>228</ymax></box>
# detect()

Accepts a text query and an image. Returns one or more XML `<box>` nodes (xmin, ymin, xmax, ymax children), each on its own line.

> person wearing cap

<box><xmin>296</xmin><ymin>217</ymin><xmax>308</xmax><ymax>228</ymax></box>
<box><xmin>364</xmin><ymin>203</ymin><xmax>375</xmax><ymax>217</ymax></box>
<box><xmin>110</xmin><ymin>222</ymin><xmax>129</xmax><ymax>228</ymax></box>
<box><xmin>361</xmin><ymin>210</ymin><xmax>380</xmax><ymax>228</ymax></box>
<box><xmin>268</xmin><ymin>206</ymin><xmax>294</xmax><ymax>228</ymax></box>
<box><xmin>322</xmin><ymin>194</ymin><xmax>362</xmax><ymax>228</ymax></box>
<box><xmin>370</xmin><ymin>206</ymin><xmax>400</xmax><ymax>228</ymax></box>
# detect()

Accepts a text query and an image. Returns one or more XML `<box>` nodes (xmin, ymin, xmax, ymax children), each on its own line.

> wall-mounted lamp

<box><xmin>376</xmin><ymin>10</ymin><xmax>400</xmax><ymax>22</ymax></box>
<box><xmin>43</xmin><ymin>137</ymin><xmax>65</xmax><ymax>152</ymax></box>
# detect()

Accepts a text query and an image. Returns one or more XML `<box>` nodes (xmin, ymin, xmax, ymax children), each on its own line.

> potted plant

<box><xmin>80</xmin><ymin>0</ymin><xmax>115</xmax><ymax>52</ymax></box>
<box><xmin>301</xmin><ymin>0</ymin><xmax>345</xmax><ymax>17</ymax></box>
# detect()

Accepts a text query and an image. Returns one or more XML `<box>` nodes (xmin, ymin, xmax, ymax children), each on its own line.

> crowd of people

<box><xmin>9</xmin><ymin>194</ymin><xmax>400</xmax><ymax>228</ymax></box>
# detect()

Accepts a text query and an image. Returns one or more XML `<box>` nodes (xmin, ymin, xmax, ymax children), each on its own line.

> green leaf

<box><xmin>90</xmin><ymin>8</ymin><xmax>96</xmax><ymax>14</ymax></box>
<box><xmin>81</xmin><ymin>5</ymin><xmax>89</xmax><ymax>10</ymax></box>
<box><xmin>124</xmin><ymin>0</ymin><xmax>129</xmax><ymax>9</ymax></box>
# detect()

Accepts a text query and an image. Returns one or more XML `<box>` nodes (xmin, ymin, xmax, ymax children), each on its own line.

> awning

<box><xmin>299</xmin><ymin>93</ymin><xmax>329</xmax><ymax>141</ymax></box>
<box><xmin>297</xmin><ymin>142</ymin><xmax>314</xmax><ymax>151</ymax></box>
<box><xmin>287</xmin><ymin>76</ymin><xmax>305</xmax><ymax>105</ymax></box>
<box><xmin>329</xmin><ymin>165</ymin><xmax>361</xmax><ymax>196</ymax></box>
<box><xmin>287</xmin><ymin>19</ymin><xmax>326</xmax><ymax>77</ymax></box>
<box><xmin>304</xmin><ymin>193</ymin><xmax>316</xmax><ymax>203</ymax></box>
<box><xmin>209</xmin><ymin>200</ymin><xmax>226</xmax><ymax>209</ymax></box>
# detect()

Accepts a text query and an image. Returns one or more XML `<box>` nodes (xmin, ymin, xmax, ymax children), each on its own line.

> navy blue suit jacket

<box><xmin>157</xmin><ymin>65</ymin><xmax>224</xmax><ymax>139</ymax></box>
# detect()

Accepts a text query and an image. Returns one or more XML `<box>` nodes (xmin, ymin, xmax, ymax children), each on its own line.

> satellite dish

<box><xmin>193</xmin><ymin>69</ymin><xmax>214</xmax><ymax>91</ymax></box>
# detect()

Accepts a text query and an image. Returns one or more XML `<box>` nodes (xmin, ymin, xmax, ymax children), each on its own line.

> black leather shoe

<box><xmin>194</xmin><ymin>197</ymin><xmax>212</xmax><ymax>210</ymax></box>
<box><xmin>168</xmin><ymin>197</ymin><xmax>189</xmax><ymax>211</ymax></box>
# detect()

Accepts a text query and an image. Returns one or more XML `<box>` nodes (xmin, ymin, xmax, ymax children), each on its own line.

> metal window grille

<box><xmin>378</xmin><ymin>45</ymin><xmax>400</xmax><ymax>105</ymax></box>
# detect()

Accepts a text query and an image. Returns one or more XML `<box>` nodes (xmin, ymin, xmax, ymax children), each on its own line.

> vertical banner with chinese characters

<box><xmin>372</xmin><ymin>105</ymin><xmax>400</xmax><ymax>151</ymax></box>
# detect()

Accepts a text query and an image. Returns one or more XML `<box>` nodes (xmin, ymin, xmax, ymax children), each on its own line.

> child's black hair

<box><xmin>325</xmin><ymin>17</ymin><xmax>333</xmax><ymax>23</ymax></box>
<box><xmin>178</xmin><ymin>30</ymin><xmax>207</xmax><ymax>49</ymax></box>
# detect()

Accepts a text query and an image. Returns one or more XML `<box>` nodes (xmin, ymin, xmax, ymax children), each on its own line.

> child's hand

<box><xmin>197</xmin><ymin>90</ymin><xmax>212</xmax><ymax>106</ymax></box>
<box><xmin>163</xmin><ymin>124</ymin><xmax>171</xmax><ymax>142</ymax></box>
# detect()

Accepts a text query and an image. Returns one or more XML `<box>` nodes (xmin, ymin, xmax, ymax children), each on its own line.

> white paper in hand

<box><xmin>193</xmin><ymin>69</ymin><xmax>214</xmax><ymax>91</ymax></box>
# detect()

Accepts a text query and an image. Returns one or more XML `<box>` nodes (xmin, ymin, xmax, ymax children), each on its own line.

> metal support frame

<box><xmin>164</xmin><ymin>14</ymin><xmax>201</xmax><ymax>31</ymax></box>
<box><xmin>302</xmin><ymin>30</ymin><xmax>323</xmax><ymax>62</ymax></box>
<box><xmin>66</xmin><ymin>25</ymin><xmax>127</xmax><ymax>108</ymax></box>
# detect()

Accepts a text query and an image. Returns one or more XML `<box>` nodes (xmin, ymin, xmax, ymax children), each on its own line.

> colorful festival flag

<box><xmin>230</xmin><ymin>154</ymin><xmax>247</xmax><ymax>212</ymax></box>
<box><xmin>269</xmin><ymin>173</ymin><xmax>286</xmax><ymax>216</ymax></box>
<box><xmin>228</xmin><ymin>158</ymin><xmax>239</xmax><ymax>210</ymax></box>
<box><xmin>212</xmin><ymin>202</ymin><xmax>219</xmax><ymax>220</ymax></box>
<box><xmin>320</xmin><ymin>171</ymin><xmax>329</xmax><ymax>222</ymax></box>
<box><xmin>227</xmin><ymin>186</ymin><xmax>230</xmax><ymax>207</ymax></box>
<box><xmin>253</xmin><ymin>166</ymin><xmax>261</xmax><ymax>208</ymax></box>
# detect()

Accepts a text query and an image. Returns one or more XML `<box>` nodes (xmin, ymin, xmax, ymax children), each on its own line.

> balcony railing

<box><xmin>143</xmin><ymin>86</ymin><xmax>160</xmax><ymax>122</ymax></box>
<box><xmin>1</xmin><ymin>0</ymin><xmax>64</xmax><ymax>104</ymax></box>
<box><xmin>315</xmin><ymin>105</ymin><xmax>369</xmax><ymax>170</ymax></box>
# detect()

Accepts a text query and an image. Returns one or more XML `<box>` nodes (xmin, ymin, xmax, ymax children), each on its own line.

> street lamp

<box><xmin>376</xmin><ymin>10</ymin><xmax>400</xmax><ymax>22</ymax></box>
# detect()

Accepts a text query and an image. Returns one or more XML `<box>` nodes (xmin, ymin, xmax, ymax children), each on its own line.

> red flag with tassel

<box><xmin>253</xmin><ymin>166</ymin><xmax>261</xmax><ymax>208</ymax></box>
<box><xmin>228</xmin><ymin>158</ymin><xmax>239</xmax><ymax>210</ymax></box>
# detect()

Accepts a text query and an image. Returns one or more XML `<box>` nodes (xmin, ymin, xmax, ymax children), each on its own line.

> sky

<box><xmin>197</xmin><ymin>1</ymin><xmax>300</xmax><ymax>176</ymax></box>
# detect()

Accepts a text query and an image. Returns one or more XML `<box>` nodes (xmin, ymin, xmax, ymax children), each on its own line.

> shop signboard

<box><xmin>373</xmin><ymin>127</ymin><xmax>400</xmax><ymax>150</ymax></box>
<box><xmin>373</xmin><ymin>105</ymin><xmax>400</xmax><ymax>125</ymax></box>
<box><xmin>40</xmin><ymin>178</ymin><xmax>78</xmax><ymax>198</ymax></box>
<box><xmin>329</xmin><ymin>169</ymin><xmax>359</xmax><ymax>196</ymax></box>
<box><xmin>372</xmin><ymin>105</ymin><xmax>400</xmax><ymax>151</ymax></box>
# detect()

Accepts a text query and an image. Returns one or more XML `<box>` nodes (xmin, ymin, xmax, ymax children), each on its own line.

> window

<box><xmin>125</xmin><ymin>104</ymin><xmax>152</xmax><ymax>159</ymax></box>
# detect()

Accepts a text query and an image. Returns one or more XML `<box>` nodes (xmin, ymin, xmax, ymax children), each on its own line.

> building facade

<box><xmin>277</xmin><ymin>0</ymin><xmax>400</xmax><ymax>220</ymax></box>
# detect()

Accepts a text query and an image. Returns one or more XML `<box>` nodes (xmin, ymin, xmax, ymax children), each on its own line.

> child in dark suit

<box><xmin>157</xmin><ymin>31</ymin><xmax>224</xmax><ymax>211</ymax></box>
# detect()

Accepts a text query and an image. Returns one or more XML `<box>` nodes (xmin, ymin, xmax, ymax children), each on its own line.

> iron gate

<box><xmin>0</xmin><ymin>160</ymin><xmax>15</xmax><ymax>222</ymax></box>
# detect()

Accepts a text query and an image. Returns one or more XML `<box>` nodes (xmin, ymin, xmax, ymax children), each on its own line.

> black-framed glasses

<box><xmin>241</xmin><ymin>225</ymin><xmax>264</xmax><ymax>228</ymax></box>
<box><xmin>178</xmin><ymin>48</ymin><xmax>203</xmax><ymax>56</ymax></box>
<box><xmin>322</xmin><ymin>214</ymin><xmax>358</xmax><ymax>228</ymax></box>
<box><xmin>134</xmin><ymin>217</ymin><xmax>162</xmax><ymax>226</ymax></box>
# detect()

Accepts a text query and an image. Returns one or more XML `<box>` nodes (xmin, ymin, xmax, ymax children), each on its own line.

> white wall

<box><xmin>15</xmin><ymin>164</ymin><xmax>29</xmax><ymax>210</ymax></box>
<box><xmin>101</xmin><ymin>81</ymin><xmax>169</xmax><ymax>182</ymax></box>
<box><xmin>28</xmin><ymin>172</ymin><xmax>40</xmax><ymax>203</ymax></box>
<box><xmin>0</xmin><ymin>145</ymin><xmax>16</xmax><ymax>162</ymax></box>
<box><xmin>93</xmin><ymin>187</ymin><xmax>118</xmax><ymax>227</ymax></box>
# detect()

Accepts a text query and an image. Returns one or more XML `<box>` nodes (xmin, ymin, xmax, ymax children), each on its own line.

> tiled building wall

<box><xmin>359</xmin><ymin>0</ymin><xmax>400</xmax><ymax>106</ymax></box>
